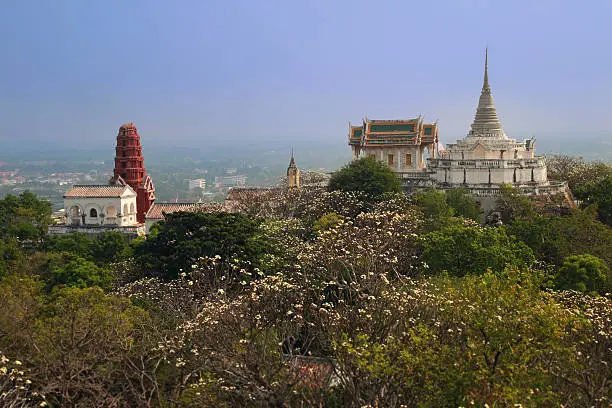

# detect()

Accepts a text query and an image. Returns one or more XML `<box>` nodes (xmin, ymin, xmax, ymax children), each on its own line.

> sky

<box><xmin>1</xmin><ymin>0</ymin><xmax>611</xmax><ymax>154</ymax></box>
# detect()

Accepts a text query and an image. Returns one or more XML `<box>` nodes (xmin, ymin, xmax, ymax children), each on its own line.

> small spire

<box><xmin>288</xmin><ymin>149</ymin><xmax>296</xmax><ymax>167</ymax></box>
<box><xmin>483</xmin><ymin>47</ymin><xmax>490</xmax><ymax>90</ymax></box>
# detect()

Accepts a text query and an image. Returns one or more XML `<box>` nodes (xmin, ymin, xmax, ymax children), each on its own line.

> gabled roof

<box><xmin>145</xmin><ymin>202</ymin><xmax>222</xmax><ymax>220</ymax></box>
<box><xmin>64</xmin><ymin>185</ymin><xmax>135</xmax><ymax>198</ymax></box>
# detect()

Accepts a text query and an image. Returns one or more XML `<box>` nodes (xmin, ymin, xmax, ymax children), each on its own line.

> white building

<box><xmin>425</xmin><ymin>50</ymin><xmax>567</xmax><ymax>207</ymax></box>
<box><xmin>214</xmin><ymin>175</ymin><xmax>248</xmax><ymax>188</ymax></box>
<box><xmin>49</xmin><ymin>184</ymin><xmax>145</xmax><ymax>237</ymax></box>
<box><xmin>188</xmin><ymin>178</ymin><xmax>206</xmax><ymax>190</ymax></box>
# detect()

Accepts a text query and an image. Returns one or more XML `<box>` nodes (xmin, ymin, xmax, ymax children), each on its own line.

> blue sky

<box><xmin>1</xmin><ymin>0</ymin><xmax>611</xmax><ymax>151</ymax></box>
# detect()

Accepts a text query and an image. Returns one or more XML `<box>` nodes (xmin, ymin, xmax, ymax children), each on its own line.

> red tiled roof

<box><xmin>64</xmin><ymin>185</ymin><xmax>134</xmax><ymax>198</ymax></box>
<box><xmin>145</xmin><ymin>202</ymin><xmax>222</xmax><ymax>220</ymax></box>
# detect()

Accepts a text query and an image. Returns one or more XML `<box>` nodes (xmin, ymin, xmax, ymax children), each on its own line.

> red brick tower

<box><xmin>112</xmin><ymin>123</ymin><xmax>155</xmax><ymax>223</ymax></box>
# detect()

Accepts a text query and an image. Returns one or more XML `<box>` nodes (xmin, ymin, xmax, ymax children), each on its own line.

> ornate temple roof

<box><xmin>348</xmin><ymin>117</ymin><xmax>438</xmax><ymax>147</ymax></box>
<box><xmin>468</xmin><ymin>49</ymin><xmax>506</xmax><ymax>138</ymax></box>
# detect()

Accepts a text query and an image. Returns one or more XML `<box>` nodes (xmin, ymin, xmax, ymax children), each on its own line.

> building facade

<box><xmin>49</xmin><ymin>184</ymin><xmax>145</xmax><ymax>237</ymax></box>
<box><xmin>346</xmin><ymin>50</ymin><xmax>567</xmax><ymax>207</ymax></box>
<box><xmin>349</xmin><ymin>116</ymin><xmax>439</xmax><ymax>171</ymax></box>
<box><xmin>188</xmin><ymin>179</ymin><xmax>207</xmax><ymax>190</ymax></box>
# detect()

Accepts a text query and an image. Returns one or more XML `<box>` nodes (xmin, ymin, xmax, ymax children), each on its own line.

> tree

<box><xmin>507</xmin><ymin>207</ymin><xmax>612</xmax><ymax>267</ymax></box>
<box><xmin>21</xmin><ymin>287</ymin><xmax>148</xmax><ymax>407</ymax></box>
<box><xmin>496</xmin><ymin>184</ymin><xmax>535</xmax><ymax>224</ymax></box>
<box><xmin>49</xmin><ymin>255</ymin><xmax>113</xmax><ymax>290</ymax></box>
<box><xmin>0</xmin><ymin>237</ymin><xmax>24</xmax><ymax>278</ymax></box>
<box><xmin>135</xmin><ymin>211</ymin><xmax>269</xmax><ymax>279</ymax></box>
<box><xmin>413</xmin><ymin>188</ymin><xmax>481</xmax><ymax>231</ymax></box>
<box><xmin>445</xmin><ymin>188</ymin><xmax>481</xmax><ymax>221</ymax></box>
<box><xmin>413</xmin><ymin>188</ymin><xmax>454</xmax><ymax>223</ymax></box>
<box><xmin>92</xmin><ymin>231</ymin><xmax>133</xmax><ymax>263</ymax></box>
<box><xmin>574</xmin><ymin>173</ymin><xmax>612</xmax><ymax>226</ymax></box>
<box><xmin>420</xmin><ymin>224</ymin><xmax>535</xmax><ymax>276</ymax></box>
<box><xmin>555</xmin><ymin>254</ymin><xmax>610</xmax><ymax>294</ymax></box>
<box><xmin>328</xmin><ymin>157</ymin><xmax>402</xmax><ymax>197</ymax></box>
<box><xmin>0</xmin><ymin>191</ymin><xmax>52</xmax><ymax>243</ymax></box>
<box><xmin>546</xmin><ymin>154</ymin><xmax>611</xmax><ymax>192</ymax></box>
<box><xmin>46</xmin><ymin>232</ymin><xmax>93</xmax><ymax>260</ymax></box>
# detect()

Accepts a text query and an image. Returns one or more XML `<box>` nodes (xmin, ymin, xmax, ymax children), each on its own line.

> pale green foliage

<box><xmin>420</xmin><ymin>224</ymin><xmax>536</xmax><ymax>276</ymax></box>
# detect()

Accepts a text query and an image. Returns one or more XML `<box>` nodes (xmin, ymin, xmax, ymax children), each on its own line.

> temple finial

<box><xmin>469</xmin><ymin>47</ymin><xmax>505</xmax><ymax>138</ymax></box>
<box><xmin>483</xmin><ymin>47</ymin><xmax>489</xmax><ymax>90</ymax></box>
<box><xmin>289</xmin><ymin>149</ymin><xmax>296</xmax><ymax>167</ymax></box>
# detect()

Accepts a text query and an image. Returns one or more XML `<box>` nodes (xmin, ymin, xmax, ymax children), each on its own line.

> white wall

<box><xmin>65</xmin><ymin>195</ymin><xmax>138</xmax><ymax>227</ymax></box>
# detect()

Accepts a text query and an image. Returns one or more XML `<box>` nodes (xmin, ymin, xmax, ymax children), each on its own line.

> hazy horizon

<box><xmin>1</xmin><ymin>0</ymin><xmax>612</xmax><ymax>160</ymax></box>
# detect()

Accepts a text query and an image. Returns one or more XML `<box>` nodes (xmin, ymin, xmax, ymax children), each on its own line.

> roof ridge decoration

<box><xmin>73</xmin><ymin>184</ymin><xmax>126</xmax><ymax>188</ymax></box>
<box><xmin>468</xmin><ymin>48</ymin><xmax>506</xmax><ymax>139</ymax></box>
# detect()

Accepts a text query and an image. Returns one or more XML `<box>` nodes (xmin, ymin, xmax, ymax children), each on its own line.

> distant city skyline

<box><xmin>1</xmin><ymin>0</ymin><xmax>612</xmax><ymax>153</ymax></box>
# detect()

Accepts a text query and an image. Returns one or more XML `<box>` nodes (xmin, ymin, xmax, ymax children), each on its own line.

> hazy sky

<box><xmin>1</xmin><ymin>0</ymin><xmax>611</xmax><ymax>151</ymax></box>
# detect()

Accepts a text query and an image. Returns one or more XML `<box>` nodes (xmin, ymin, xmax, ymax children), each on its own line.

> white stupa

<box><xmin>427</xmin><ymin>49</ymin><xmax>566</xmax><ymax>204</ymax></box>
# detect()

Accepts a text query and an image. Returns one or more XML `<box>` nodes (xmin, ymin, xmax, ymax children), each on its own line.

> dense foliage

<box><xmin>135</xmin><ymin>211</ymin><xmax>269</xmax><ymax>279</ymax></box>
<box><xmin>0</xmin><ymin>168</ymin><xmax>610</xmax><ymax>407</ymax></box>
<box><xmin>328</xmin><ymin>156</ymin><xmax>402</xmax><ymax>197</ymax></box>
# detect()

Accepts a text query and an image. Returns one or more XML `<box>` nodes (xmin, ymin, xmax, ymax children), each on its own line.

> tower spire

<box><xmin>483</xmin><ymin>47</ymin><xmax>489</xmax><ymax>90</ymax></box>
<box><xmin>287</xmin><ymin>149</ymin><xmax>300</xmax><ymax>188</ymax></box>
<box><xmin>469</xmin><ymin>48</ymin><xmax>505</xmax><ymax>138</ymax></box>
<box><xmin>289</xmin><ymin>148</ymin><xmax>296</xmax><ymax>167</ymax></box>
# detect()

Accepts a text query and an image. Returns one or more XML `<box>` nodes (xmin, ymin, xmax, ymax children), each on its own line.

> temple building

<box><xmin>110</xmin><ymin>123</ymin><xmax>156</xmax><ymax>223</ymax></box>
<box><xmin>49</xmin><ymin>123</ymin><xmax>155</xmax><ymax>237</ymax></box>
<box><xmin>427</xmin><ymin>49</ymin><xmax>566</xmax><ymax>205</ymax></box>
<box><xmin>347</xmin><ymin>49</ymin><xmax>568</xmax><ymax>209</ymax></box>
<box><xmin>349</xmin><ymin>116</ymin><xmax>438</xmax><ymax>171</ymax></box>
<box><xmin>287</xmin><ymin>150</ymin><xmax>300</xmax><ymax>188</ymax></box>
<box><xmin>48</xmin><ymin>184</ymin><xmax>145</xmax><ymax>237</ymax></box>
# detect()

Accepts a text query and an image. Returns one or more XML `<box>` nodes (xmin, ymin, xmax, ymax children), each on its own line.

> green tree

<box><xmin>413</xmin><ymin>188</ymin><xmax>481</xmax><ymax>230</ymax></box>
<box><xmin>555</xmin><ymin>254</ymin><xmax>610</xmax><ymax>294</ymax></box>
<box><xmin>507</xmin><ymin>207</ymin><xmax>612</xmax><ymax>267</ymax></box>
<box><xmin>328</xmin><ymin>157</ymin><xmax>402</xmax><ymax>197</ymax></box>
<box><xmin>574</xmin><ymin>173</ymin><xmax>612</xmax><ymax>226</ymax></box>
<box><xmin>0</xmin><ymin>191</ymin><xmax>52</xmax><ymax>243</ymax></box>
<box><xmin>3</xmin><ymin>284</ymin><xmax>149</xmax><ymax>406</ymax></box>
<box><xmin>413</xmin><ymin>188</ymin><xmax>453</xmax><ymax>221</ymax></box>
<box><xmin>92</xmin><ymin>231</ymin><xmax>133</xmax><ymax>263</ymax></box>
<box><xmin>445</xmin><ymin>188</ymin><xmax>481</xmax><ymax>221</ymax></box>
<box><xmin>496</xmin><ymin>184</ymin><xmax>535</xmax><ymax>224</ymax></box>
<box><xmin>46</xmin><ymin>232</ymin><xmax>93</xmax><ymax>259</ymax></box>
<box><xmin>420</xmin><ymin>224</ymin><xmax>535</xmax><ymax>276</ymax></box>
<box><xmin>0</xmin><ymin>237</ymin><xmax>24</xmax><ymax>278</ymax></box>
<box><xmin>313</xmin><ymin>212</ymin><xmax>344</xmax><ymax>234</ymax></box>
<box><xmin>49</xmin><ymin>255</ymin><xmax>113</xmax><ymax>290</ymax></box>
<box><xmin>135</xmin><ymin>211</ymin><xmax>269</xmax><ymax>279</ymax></box>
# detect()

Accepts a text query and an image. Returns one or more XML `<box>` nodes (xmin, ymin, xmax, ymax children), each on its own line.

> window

<box><xmin>130</xmin><ymin>203</ymin><xmax>135</xmax><ymax>214</ymax></box>
<box><xmin>405</xmin><ymin>154</ymin><xmax>412</xmax><ymax>166</ymax></box>
<box><xmin>90</xmin><ymin>208</ymin><xmax>98</xmax><ymax>217</ymax></box>
<box><xmin>123</xmin><ymin>204</ymin><xmax>128</xmax><ymax>215</ymax></box>
<box><xmin>387</xmin><ymin>154</ymin><xmax>394</xmax><ymax>166</ymax></box>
